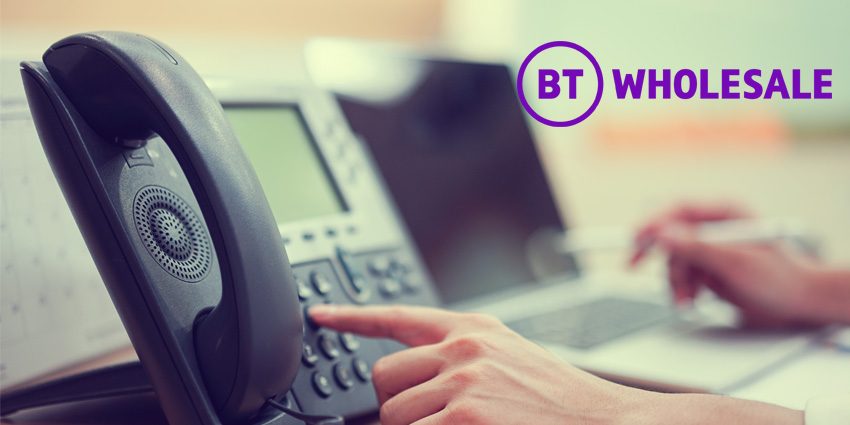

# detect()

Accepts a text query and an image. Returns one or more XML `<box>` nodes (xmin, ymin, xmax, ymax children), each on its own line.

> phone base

<box><xmin>0</xmin><ymin>361</ymin><xmax>151</xmax><ymax>416</ymax></box>
<box><xmin>0</xmin><ymin>362</ymin><xmax>304</xmax><ymax>425</ymax></box>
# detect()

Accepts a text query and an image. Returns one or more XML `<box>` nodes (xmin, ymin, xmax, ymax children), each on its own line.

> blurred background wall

<box><xmin>2</xmin><ymin>0</ymin><xmax>848</xmax><ymax>269</ymax></box>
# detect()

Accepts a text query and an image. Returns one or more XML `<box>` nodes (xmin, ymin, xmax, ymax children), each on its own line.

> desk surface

<box><xmin>730</xmin><ymin>343</ymin><xmax>850</xmax><ymax>410</ymax></box>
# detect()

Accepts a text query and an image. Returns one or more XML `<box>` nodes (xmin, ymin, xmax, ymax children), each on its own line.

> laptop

<box><xmin>306</xmin><ymin>45</ymin><xmax>818</xmax><ymax>393</ymax></box>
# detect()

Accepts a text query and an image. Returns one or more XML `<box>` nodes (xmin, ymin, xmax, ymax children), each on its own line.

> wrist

<box><xmin>636</xmin><ymin>393</ymin><xmax>802</xmax><ymax>425</ymax></box>
<box><xmin>605</xmin><ymin>387</ymin><xmax>660</xmax><ymax>425</ymax></box>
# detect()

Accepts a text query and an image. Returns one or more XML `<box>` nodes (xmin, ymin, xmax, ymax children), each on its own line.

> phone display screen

<box><xmin>224</xmin><ymin>106</ymin><xmax>347</xmax><ymax>223</ymax></box>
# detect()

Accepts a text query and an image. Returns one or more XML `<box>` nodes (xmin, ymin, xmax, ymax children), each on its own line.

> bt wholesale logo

<box><xmin>517</xmin><ymin>41</ymin><xmax>834</xmax><ymax>128</ymax></box>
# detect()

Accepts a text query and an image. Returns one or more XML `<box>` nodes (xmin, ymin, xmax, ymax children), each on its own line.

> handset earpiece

<box><xmin>42</xmin><ymin>32</ymin><xmax>303</xmax><ymax>422</ymax></box>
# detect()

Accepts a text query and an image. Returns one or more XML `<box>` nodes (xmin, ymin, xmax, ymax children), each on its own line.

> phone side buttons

<box><xmin>302</xmin><ymin>343</ymin><xmax>319</xmax><ymax>367</ymax></box>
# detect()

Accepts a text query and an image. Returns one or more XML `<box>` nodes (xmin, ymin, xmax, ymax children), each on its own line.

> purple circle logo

<box><xmin>517</xmin><ymin>41</ymin><xmax>604</xmax><ymax>127</ymax></box>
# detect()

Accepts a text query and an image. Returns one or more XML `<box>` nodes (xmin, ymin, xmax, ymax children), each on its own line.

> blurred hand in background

<box><xmin>631</xmin><ymin>202</ymin><xmax>850</xmax><ymax>327</ymax></box>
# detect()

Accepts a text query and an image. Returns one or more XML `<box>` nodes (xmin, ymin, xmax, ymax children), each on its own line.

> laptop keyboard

<box><xmin>506</xmin><ymin>297</ymin><xmax>675</xmax><ymax>350</ymax></box>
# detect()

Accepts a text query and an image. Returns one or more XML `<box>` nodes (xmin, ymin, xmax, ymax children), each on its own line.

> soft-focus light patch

<box><xmin>305</xmin><ymin>38</ymin><xmax>426</xmax><ymax>104</ymax></box>
<box><xmin>591</xmin><ymin>113</ymin><xmax>790</xmax><ymax>154</ymax></box>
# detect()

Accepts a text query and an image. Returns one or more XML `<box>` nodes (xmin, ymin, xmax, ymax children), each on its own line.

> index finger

<box><xmin>637</xmin><ymin>203</ymin><xmax>753</xmax><ymax>238</ymax></box>
<box><xmin>628</xmin><ymin>230</ymin><xmax>659</xmax><ymax>268</ymax></box>
<box><xmin>308</xmin><ymin>304</ymin><xmax>459</xmax><ymax>347</ymax></box>
<box><xmin>630</xmin><ymin>202</ymin><xmax>752</xmax><ymax>267</ymax></box>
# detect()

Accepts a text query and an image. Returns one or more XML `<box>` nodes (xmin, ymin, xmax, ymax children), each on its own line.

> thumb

<box><xmin>658</xmin><ymin>225</ymin><xmax>739</xmax><ymax>275</ymax></box>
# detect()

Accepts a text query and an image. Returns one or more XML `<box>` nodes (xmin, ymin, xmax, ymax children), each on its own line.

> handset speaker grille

<box><xmin>133</xmin><ymin>185</ymin><xmax>212</xmax><ymax>282</ymax></box>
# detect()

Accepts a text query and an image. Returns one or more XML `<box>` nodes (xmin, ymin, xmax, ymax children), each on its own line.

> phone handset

<box><xmin>36</xmin><ymin>32</ymin><xmax>303</xmax><ymax>421</ymax></box>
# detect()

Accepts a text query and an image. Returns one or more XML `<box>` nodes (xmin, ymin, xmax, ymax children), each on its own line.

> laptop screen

<box><xmin>335</xmin><ymin>58</ymin><xmax>579</xmax><ymax>304</ymax></box>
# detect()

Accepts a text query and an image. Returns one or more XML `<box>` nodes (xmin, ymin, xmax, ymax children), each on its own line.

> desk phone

<box><xmin>5</xmin><ymin>32</ymin><xmax>439</xmax><ymax>424</ymax></box>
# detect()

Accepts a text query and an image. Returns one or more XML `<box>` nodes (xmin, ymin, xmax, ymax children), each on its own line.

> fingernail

<box><xmin>308</xmin><ymin>304</ymin><xmax>336</xmax><ymax>320</ymax></box>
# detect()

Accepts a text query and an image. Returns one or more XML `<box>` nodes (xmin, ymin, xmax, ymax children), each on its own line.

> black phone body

<box><xmin>16</xmin><ymin>32</ymin><xmax>440</xmax><ymax>424</ymax></box>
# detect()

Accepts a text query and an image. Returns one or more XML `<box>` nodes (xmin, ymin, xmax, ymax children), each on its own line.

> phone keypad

<box><xmin>363</xmin><ymin>253</ymin><xmax>423</xmax><ymax>299</ymax></box>
<box><xmin>290</xmin><ymin>250</ymin><xmax>436</xmax><ymax>418</ymax></box>
<box><xmin>291</xmin><ymin>260</ymin><xmax>381</xmax><ymax>416</ymax></box>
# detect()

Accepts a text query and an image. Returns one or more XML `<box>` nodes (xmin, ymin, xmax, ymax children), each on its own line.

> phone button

<box><xmin>123</xmin><ymin>147</ymin><xmax>153</xmax><ymax>167</ymax></box>
<box><xmin>333</xmin><ymin>363</ymin><xmax>354</xmax><ymax>390</ymax></box>
<box><xmin>400</xmin><ymin>275</ymin><xmax>421</xmax><ymax>293</ymax></box>
<box><xmin>318</xmin><ymin>334</ymin><xmax>341</xmax><ymax>359</ymax></box>
<box><xmin>296</xmin><ymin>278</ymin><xmax>313</xmax><ymax>301</ymax></box>
<box><xmin>378</xmin><ymin>278</ymin><xmax>402</xmax><ymax>299</ymax></box>
<box><xmin>368</xmin><ymin>257</ymin><xmax>391</xmax><ymax>276</ymax></box>
<box><xmin>311</xmin><ymin>271</ymin><xmax>333</xmax><ymax>295</ymax></box>
<box><xmin>352</xmin><ymin>358</ymin><xmax>371</xmax><ymax>382</ymax></box>
<box><xmin>339</xmin><ymin>332</ymin><xmax>360</xmax><ymax>352</ymax></box>
<box><xmin>389</xmin><ymin>259</ymin><xmax>410</xmax><ymax>278</ymax></box>
<box><xmin>302</xmin><ymin>343</ymin><xmax>319</xmax><ymax>367</ymax></box>
<box><xmin>312</xmin><ymin>371</ymin><xmax>333</xmax><ymax>398</ymax></box>
<box><xmin>337</xmin><ymin>247</ymin><xmax>372</xmax><ymax>302</ymax></box>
